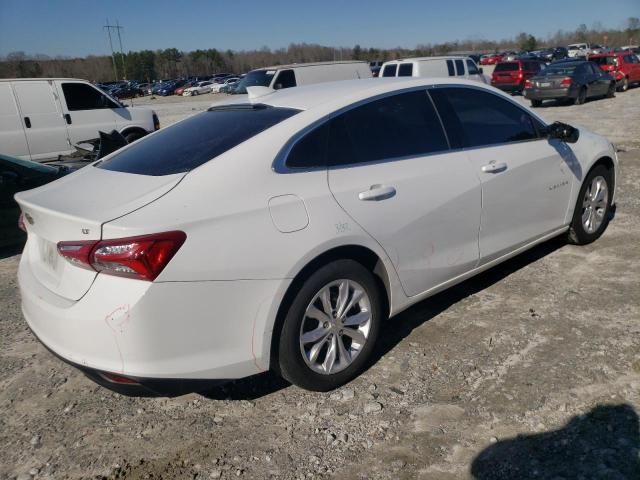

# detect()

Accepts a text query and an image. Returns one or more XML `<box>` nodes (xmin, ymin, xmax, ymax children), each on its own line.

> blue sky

<box><xmin>0</xmin><ymin>0</ymin><xmax>637</xmax><ymax>57</ymax></box>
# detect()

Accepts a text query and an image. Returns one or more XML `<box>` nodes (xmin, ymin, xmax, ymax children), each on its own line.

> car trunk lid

<box><xmin>15</xmin><ymin>166</ymin><xmax>184</xmax><ymax>301</ymax></box>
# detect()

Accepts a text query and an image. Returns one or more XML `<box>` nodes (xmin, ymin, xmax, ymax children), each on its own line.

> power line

<box><xmin>103</xmin><ymin>19</ymin><xmax>127</xmax><ymax>80</ymax></box>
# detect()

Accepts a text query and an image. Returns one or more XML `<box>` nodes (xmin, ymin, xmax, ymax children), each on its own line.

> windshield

<box><xmin>97</xmin><ymin>104</ymin><xmax>299</xmax><ymax>176</ymax></box>
<box><xmin>540</xmin><ymin>64</ymin><xmax>578</xmax><ymax>76</ymax></box>
<box><xmin>232</xmin><ymin>70</ymin><xmax>276</xmax><ymax>94</ymax></box>
<box><xmin>591</xmin><ymin>56</ymin><xmax>617</xmax><ymax>66</ymax></box>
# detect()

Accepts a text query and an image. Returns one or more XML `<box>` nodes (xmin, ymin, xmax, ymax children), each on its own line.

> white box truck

<box><xmin>0</xmin><ymin>78</ymin><xmax>159</xmax><ymax>161</ymax></box>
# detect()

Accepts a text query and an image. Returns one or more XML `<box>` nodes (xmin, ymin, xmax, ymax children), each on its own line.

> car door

<box><xmin>11</xmin><ymin>81</ymin><xmax>73</xmax><ymax>160</ymax></box>
<box><xmin>429</xmin><ymin>86</ymin><xmax>574</xmax><ymax>264</ymax></box>
<box><xmin>584</xmin><ymin>63</ymin><xmax>607</xmax><ymax>96</ymax></box>
<box><xmin>624</xmin><ymin>54</ymin><xmax>640</xmax><ymax>82</ymax></box>
<box><xmin>0</xmin><ymin>83</ymin><xmax>30</xmax><ymax>159</ymax></box>
<box><xmin>325</xmin><ymin>90</ymin><xmax>482</xmax><ymax>297</ymax></box>
<box><xmin>57</xmin><ymin>81</ymin><xmax>119</xmax><ymax>144</ymax></box>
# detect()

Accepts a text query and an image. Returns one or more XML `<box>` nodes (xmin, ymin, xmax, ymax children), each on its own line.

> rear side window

<box><xmin>398</xmin><ymin>63</ymin><xmax>413</xmax><ymax>76</ymax></box>
<box><xmin>466</xmin><ymin>59</ymin><xmax>479</xmax><ymax>74</ymax></box>
<box><xmin>446</xmin><ymin>60</ymin><xmax>455</xmax><ymax>76</ymax></box>
<box><xmin>455</xmin><ymin>59</ymin><xmax>465</xmax><ymax>76</ymax></box>
<box><xmin>429</xmin><ymin>87</ymin><xmax>538</xmax><ymax>148</ymax></box>
<box><xmin>61</xmin><ymin>83</ymin><xmax>119</xmax><ymax>110</ymax></box>
<box><xmin>274</xmin><ymin>70</ymin><xmax>296</xmax><ymax>89</ymax></box>
<box><xmin>285</xmin><ymin>123</ymin><xmax>328</xmax><ymax>169</ymax></box>
<box><xmin>98</xmin><ymin>105</ymin><xmax>299</xmax><ymax>176</ymax></box>
<box><xmin>382</xmin><ymin>64</ymin><xmax>397</xmax><ymax>77</ymax></box>
<box><xmin>328</xmin><ymin>90</ymin><xmax>449</xmax><ymax>166</ymax></box>
<box><xmin>494</xmin><ymin>63</ymin><xmax>518</xmax><ymax>72</ymax></box>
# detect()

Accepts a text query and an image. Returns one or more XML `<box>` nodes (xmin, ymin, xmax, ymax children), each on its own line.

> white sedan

<box><xmin>182</xmin><ymin>81</ymin><xmax>214</xmax><ymax>96</ymax></box>
<box><xmin>210</xmin><ymin>77</ymin><xmax>239</xmax><ymax>93</ymax></box>
<box><xmin>16</xmin><ymin>78</ymin><xmax>617</xmax><ymax>394</ymax></box>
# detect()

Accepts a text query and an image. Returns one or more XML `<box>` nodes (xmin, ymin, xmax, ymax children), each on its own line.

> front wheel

<box><xmin>124</xmin><ymin>131</ymin><xmax>145</xmax><ymax>143</ymax></box>
<box><xmin>574</xmin><ymin>87</ymin><xmax>587</xmax><ymax>105</ymax></box>
<box><xmin>568</xmin><ymin>165</ymin><xmax>613</xmax><ymax>245</ymax></box>
<box><xmin>606</xmin><ymin>82</ymin><xmax>616</xmax><ymax>98</ymax></box>
<box><xmin>278</xmin><ymin>260</ymin><xmax>383</xmax><ymax>391</ymax></box>
<box><xmin>193</xmin><ymin>90</ymin><xmax>198</xmax><ymax>96</ymax></box>
<box><xmin>617</xmin><ymin>77</ymin><xmax>629</xmax><ymax>92</ymax></box>
<box><xmin>531</xmin><ymin>99</ymin><xmax>542</xmax><ymax>108</ymax></box>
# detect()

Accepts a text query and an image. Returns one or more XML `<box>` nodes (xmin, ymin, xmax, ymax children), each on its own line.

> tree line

<box><xmin>1</xmin><ymin>18</ymin><xmax>638</xmax><ymax>82</ymax></box>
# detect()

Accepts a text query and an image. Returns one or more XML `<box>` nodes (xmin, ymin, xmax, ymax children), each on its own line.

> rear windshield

<box><xmin>494</xmin><ymin>63</ymin><xmax>519</xmax><ymax>72</ymax></box>
<box><xmin>590</xmin><ymin>56</ymin><xmax>617</xmax><ymax>66</ymax></box>
<box><xmin>97</xmin><ymin>105</ymin><xmax>299</xmax><ymax>176</ymax></box>
<box><xmin>541</xmin><ymin>64</ymin><xmax>578</xmax><ymax>76</ymax></box>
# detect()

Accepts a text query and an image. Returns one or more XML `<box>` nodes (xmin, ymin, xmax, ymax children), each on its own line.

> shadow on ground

<box><xmin>471</xmin><ymin>404</ymin><xmax>640</xmax><ymax>479</ymax></box>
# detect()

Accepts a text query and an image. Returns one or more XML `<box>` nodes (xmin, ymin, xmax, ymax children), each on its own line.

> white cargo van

<box><xmin>231</xmin><ymin>61</ymin><xmax>372</xmax><ymax>94</ymax></box>
<box><xmin>0</xmin><ymin>78</ymin><xmax>159</xmax><ymax>161</ymax></box>
<box><xmin>379</xmin><ymin>56</ymin><xmax>487</xmax><ymax>84</ymax></box>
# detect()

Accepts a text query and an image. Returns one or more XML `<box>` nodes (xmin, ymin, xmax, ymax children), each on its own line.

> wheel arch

<box><xmin>268</xmin><ymin>244</ymin><xmax>392</xmax><ymax>371</ymax></box>
<box><xmin>589</xmin><ymin>155</ymin><xmax>616</xmax><ymax>193</ymax></box>
<box><xmin>119</xmin><ymin>126</ymin><xmax>148</xmax><ymax>138</ymax></box>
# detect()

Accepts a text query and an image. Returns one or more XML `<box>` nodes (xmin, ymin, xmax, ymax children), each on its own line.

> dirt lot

<box><xmin>1</xmin><ymin>84</ymin><xmax>640</xmax><ymax>480</ymax></box>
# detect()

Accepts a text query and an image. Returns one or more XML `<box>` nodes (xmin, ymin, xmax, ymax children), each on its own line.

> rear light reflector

<box><xmin>57</xmin><ymin>231</ymin><xmax>186</xmax><ymax>281</ymax></box>
<box><xmin>99</xmin><ymin>372</ymin><xmax>140</xmax><ymax>385</ymax></box>
<box><xmin>560</xmin><ymin>77</ymin><xmax>572</xmax><ymax>87</ymax></box>
<box><xmin>18</xmin><ymin>213</ymin><xmax>27</xmax><ymax>232</ymax></box>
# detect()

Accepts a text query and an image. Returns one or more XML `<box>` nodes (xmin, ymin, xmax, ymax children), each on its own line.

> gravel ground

<box><xmin>1</xmin><ymin>83</ymin><xmax>639</xmax><ymax>480</ymax></box>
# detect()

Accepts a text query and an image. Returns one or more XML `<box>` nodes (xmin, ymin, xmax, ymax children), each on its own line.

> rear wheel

<box><xmin>617</xmin><ymin>77</ymin><xmax>629</xmax><ymax>92</ymax></box>
<box><xmin>606</xmin><ymin>82</ymin><xmax>616</xmax><ymax>98</ymax></box>
<box><xmin>278</xmin><ymin>260</ymin><xmax>383</xmax><ymax>391</ymax></box>
<box><xmin>531</xmin><ymin>99</ymin><xmax>542</xmax><ymax>108</ymax></box>
<box><xmin>124</xmin><ymin>131</ymin><xmax>145</xmax><ymax>143</ymax></box>
<box><xmin>567</xmin><ymin>165</ymin><xmax>613</xmax><ymax>245</ymax></box>
<box><xmin>193</xmin><ymin>90</ymin><xmax>199</xmax><ymax>96</ymax></box>
<box><xmin>574</xmin><ymin>87</ymin><xmax>587</xmax><ymax>105</ymax></box>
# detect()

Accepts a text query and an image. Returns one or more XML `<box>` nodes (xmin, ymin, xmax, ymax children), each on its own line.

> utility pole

<box><xmin>104</xmin><ymin>19</ymin><xmax>119</xmax><ymax>80</ymax></box>
<box><xmin>104</xmin><ymin>19</ymin><xmax>127</xmax><ymax>80</ymax></box>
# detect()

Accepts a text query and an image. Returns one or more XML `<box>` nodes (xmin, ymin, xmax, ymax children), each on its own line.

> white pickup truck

<box><xmin>0</xmin><ymin>78</ymin><xmax>159</xmax><ymax>161</ymax></box>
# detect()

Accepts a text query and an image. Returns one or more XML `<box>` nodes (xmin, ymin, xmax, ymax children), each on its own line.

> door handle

<box><xmin>358</xmin><ymin>185</ymin><xmax>396</xmax><ymax>201</ymax></box>
<box><xmin>24</xmin><ymin>117</ymin><xmax>31</xmax><ymax>128</ymax></box>
<box><xmin>481</xmin><ymin>162</ymin><xmax>507</xmax><ymax>173</ymax></box>
<box><xmin>64</xmin><ymin>113</ymin><xmax>72</xmax><ymax>125</ymax></box>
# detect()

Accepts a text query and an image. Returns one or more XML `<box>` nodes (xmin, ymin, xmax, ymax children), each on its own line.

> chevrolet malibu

<box><xmin>16</xmin><ymin>78</ymin><xmax>617</xmax><ymax>394</ymax></box>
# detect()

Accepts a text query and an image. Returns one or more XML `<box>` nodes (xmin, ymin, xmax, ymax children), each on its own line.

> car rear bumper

<box><xmin>491</xmin><ymin>82</ymin><xmax>524</xmax><ymax>92</ymax></box>
<box><xmin>523</xmin><ymin>87</ymin><xmax>575</xmax><ymax>100</ymax></box>
<box><xmin>19</xmin><ymin>247</ymin><xmax>289</xmax><ymax>390</ymax></box>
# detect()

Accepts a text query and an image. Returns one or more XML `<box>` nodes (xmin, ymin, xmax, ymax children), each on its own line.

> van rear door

<box><xmin>56</xmin><ymin>81</ymin><xmax>118</xmax><ymax>145</ymax></box>
<box><xmin>12</xmin><ymin>80</ymin><xmax>73</xmax><ymax>160</ymax></box>
<box><xmin>0</xmin><ymin>83</ymin><xmax>30</xmax><ymax>159</ymax></box>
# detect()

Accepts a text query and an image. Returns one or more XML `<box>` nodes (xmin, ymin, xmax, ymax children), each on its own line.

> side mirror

<box><xmin>273</xmin><ymin>83</ymin><xmax>283</xmax><ymax>90</ymax></box>
<box><xmin>545</xmin><ymin>121</ymin><xmax>580</xmax><ymax>143</ymax></box>
<box><xmin>478</xmin><ymin>67</ymin><xmax>484</xmax><ymax>74</ymax></box>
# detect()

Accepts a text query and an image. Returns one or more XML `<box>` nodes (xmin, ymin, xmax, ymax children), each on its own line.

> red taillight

<box><xmin>560</xmin><ymin>77</ymin><xmax>572</xmax><ymax>87</ymax></box>
<box><xmin>99</xmin><ymin>372</ymin><xmax>140</xmax><ymax>385</ymax></box>
<box><xmin>517</xmin><ymin>71</ymin><xmax>524</xmax><ymax>79</ymax></box>
<box><xmin>18</xmin><ymin>213</ymin><xmax>27</xmax><ymax>232</ymax></box>
<box><xmin>524</xmin><ymin>79</ymin><xmax>533</xmax><ymax>89</ymax></box>
<box><xmin>57</xmin><ymin>231</ymin><xmax>186</xmax><ymax>281</ymax></box>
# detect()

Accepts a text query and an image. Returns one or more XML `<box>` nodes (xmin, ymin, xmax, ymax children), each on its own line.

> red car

<box><xmin>480</xmin><ymin>54</ymin><xmax>503</xmax><ymax>65</ymax></box>
<box><xmin>490</xmin><ymin>60</ymin><xmax>544</xmax><ymax>93</ymax></box>
<box><xmin>589</xmin><ymin>53</ymin><xmax>640</xmax><ymax>92</ymax></box>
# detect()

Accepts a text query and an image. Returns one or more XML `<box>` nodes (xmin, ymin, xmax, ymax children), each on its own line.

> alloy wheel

<box><xmin>581</xmin><ymin>175</ymin><xmax>609</xmax><ymax>234</ymax></box>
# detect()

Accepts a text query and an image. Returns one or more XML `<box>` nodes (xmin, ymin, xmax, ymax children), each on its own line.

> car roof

<box><xmin>252</xmin><ymin>61</ymin><xmax>368</xmax><ymax>71</ymax></box>
<box><xmin>383</xmin><ymin>56</ymin><xmax>469</xmax><ymax>63</ymax></box>
<box><xmin>219</xmin><ymin>77</ymin><xmax>499</xmax><ymax>112</ymax></box>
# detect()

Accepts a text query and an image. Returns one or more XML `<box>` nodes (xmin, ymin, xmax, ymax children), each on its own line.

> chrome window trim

<box><xmin>272</xmin><ymin>83</ymin><xmax>550</xmax><ymax>174</ymax></box>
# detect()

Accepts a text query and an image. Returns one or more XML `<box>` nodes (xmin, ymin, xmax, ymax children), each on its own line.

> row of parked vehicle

<box><xmin>479</xmin><ymin>44</ymin><xmax>639</xmax><ymax>65</ymax></box>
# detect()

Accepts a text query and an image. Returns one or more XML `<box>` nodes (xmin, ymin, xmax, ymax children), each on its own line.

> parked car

<box><xmin>524</xmin><ymin>60</ymin><xmax>616</xmax><ymax>106</ymax></box>
<box><xmin>379</xmin><ymin>56</ymin><xmax>486</xmax><ymax>83</ymax></box>
<box><xmin>369</xmin><ymin>61</ymin><xmax>383</xmax><ymax>77</ymax></box>
<box><xmin>567</xmin><ymin>43</ymin><xmax>600</xmax><ymax>58</ymax></box>
<box><xmin>0</xmin><ymin>154</ymin><xmax>81</xmax><ymax>248</ymax></box>
<box><xmin>621</xmin><ymin>45</ymin><xmax>640</xmax><ymax>54</ymax></box>
<box><xmin>219</xmin><ymin>78</ymin><xmax>241</xmax><ymax>93</ymax></box>
<box><xmin>211</xmin><ymin>77</ymin><xmax>240</xmax><ymax>93</ymax></box>
<box><xmin>480</xmin><ymin>53</ymin><xmax>503</xmax><ymax>65</ymax></box>
<box><xmin>490</xmin><ymin>60</ymin><xmax>545</xmax><ymax>93</ymax></box>
<box><xmin>0</xmin><ymin>78</ymin><xmax>159</xmax><ymax>161</ymax></box>
<box><xmin>174</xmin><ymin>82</ymin><xmax>195</xmax><ymax>96</ymax></box>
<box><xmin>157</xmin><ymin>80</ymin><xmax>187</xmax><ymax>96</ymax></box>
<box><xmin>502</xmin><ymin>51</ymin><xmax>519</xmax><ymax>61</ymax></box>
<box><xmin>539</xmin><ymin>47</ymin><xmax>569</xmax><ymax>62</ymax></box>
<box><xmin>231</xmin><ymin>61</ymin><xmax>372</xmax><ymax>95</ymax></box>
<box><xmin>111</xmin><ymin>85</ymin><xmax>145</xmax><ymax>99</ymax></box>
<box><xmin>15</xmin><ymin>77</ymin><xmax>617</xmax><ymax>394</ymax></box>
<box><xmin>589</xmin><ymin>53</ymin><xmax>640</xmax><ymax>92</ymax></box>
<box><xmin>183</xmin><ymin>81</ymin><xmax>215</xmax><ymax>96</ymax></box>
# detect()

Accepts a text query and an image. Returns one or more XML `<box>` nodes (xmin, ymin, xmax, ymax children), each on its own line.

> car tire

<box><xmin>278</xmin><ymin>259</ymin><xmax>383</xmax><ymax>391</ymax></box>
<box><xmin>574</xmin><ymin>87</ymin><xmax>587</xmax><ymax>105</ymax></box>
<box><xmin>606</xmin><ymin>82</ymin><xmax>616</xmax><ymax>98</ymax></box>
<box><xmin>617</xmin><ymin>77</ymin><xmax>629</xmax><ymax>92</ymax></box>
<box><xmin>124</xmin><ymin>131</ymin><xmax>145</xmax><ymax>143</ymax></box>
<box><xmin>567</xmin><ymin>164</ymin><xmax>613</xmax><ymax>245</ymax></box>
<box><xmin>193</xmin><ymin>90</ymin><xmax>198</xmax><ymax>96</ymax></box>
<box><xmin>531</xmin><ymin>99</ymin><xmax>542</xmax><ymax>108</ymax></box>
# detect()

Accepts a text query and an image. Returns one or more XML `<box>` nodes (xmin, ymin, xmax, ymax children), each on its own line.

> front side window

<box><xmin>429</xmin><ymin>87</ymin><xmax>539</xmax><ymax>149</ymax></box>
<box><xmin>382</xmin><ymin>64</ymin><xmax>397</xmax><ymax>77</ymax></box>
<box><xmin>455</xmin><ymin>59</ymin><xmax>465</xmax><ymax>76</ymax></box>
<box><xmin>98</xmin><ymin>105</ymin><xmax>299</xmax><ymax>176</ymax></box>
<box><xmin>328</xmin><ymin>90</ymin><xmax>449</xmax><ymax>167</ymax></box>
<box><xmin>466</xmin><ymin>59</ymin><xmax>479</xmax><ymax>74</ymax></box>
<box><xmin>274</xmin><ymin>70</ymin><xmax>296</xmax><ymax>89</ymax></box>
<box><xmin>61</xmin><ymin>83</ymin><xmax>119</xmax><ymax>110</ymax></box>
<box><xmin>398</xmin><ymin>63</ymin><xmax>413</xmax><ymax>76</ymax></box>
